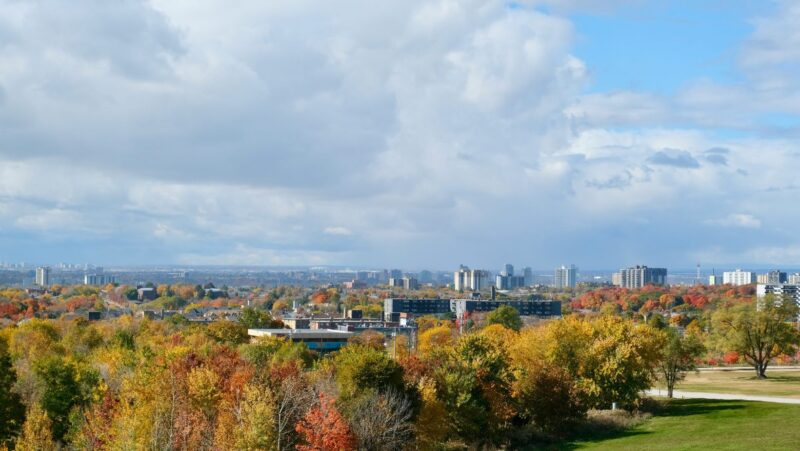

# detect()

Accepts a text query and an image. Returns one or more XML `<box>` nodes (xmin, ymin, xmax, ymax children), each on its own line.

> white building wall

<box><xmin>723</xmin><ymin>270</ymin><xmax>755</xmax><ymax>286</ymax></box>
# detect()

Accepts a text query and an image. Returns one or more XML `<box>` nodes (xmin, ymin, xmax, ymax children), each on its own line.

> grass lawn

<box><xmin>565</xmin><ymin>399</ymin><xmax>800</xmax><ymax>450</ymax></box>
<box><xmin>661</xmin><ymin>369</ymin><xmax>800</xmax><ymax>398</ymax></box>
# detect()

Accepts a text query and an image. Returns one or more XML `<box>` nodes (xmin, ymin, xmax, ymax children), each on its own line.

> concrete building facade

<box><xmin>612</xmin><ymin>265</ymin><xmax>667</xmax><ymax>289</ymax></box>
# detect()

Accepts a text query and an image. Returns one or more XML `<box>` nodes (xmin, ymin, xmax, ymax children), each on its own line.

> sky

<box><xmin>1</xmin><ymin>0</ymin><xmax>799</xmax><ymax>270</ymax></box>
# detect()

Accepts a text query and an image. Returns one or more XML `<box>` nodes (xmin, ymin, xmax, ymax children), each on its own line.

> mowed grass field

<box><xmin>567</xmin><ymin>399</ymin><xmax>800</xmax><ymax>450</ymax></box>
<box><xmin>662</xmin><ymin>368</ymin><xmax>800</xmax><ymax>398</ymax></box>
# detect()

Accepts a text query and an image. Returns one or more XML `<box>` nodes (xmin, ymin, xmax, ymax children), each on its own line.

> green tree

<box><xmin>647</xmin><ymin>313</ymin><xmax>667</xmax><ymax>330</ymax></box>
<box><xmin>240</xmin><ymin>337</ymin><xmax>313</xmax><ymax>376</ymax></box>
<box><xmin>514</xmin><ymin>362</ymin><xmax>586</xmax><ymax>437</ymax></box>
<box><xmin>333</xmin><ymin>345</ymin><xmax>405</xmax><ymax>403</ymax></box>
<box><xmin>166</xmin><ymin>313</ymin><xmax>189</xmax><ymax>326</ymax></box>
<box><xmin>123</xmin><ymin>287</ymin><xmax>138</xmax><ymax>301</ymax></box>
<box><xmin>0</xmin><ymin>337</ymin><xmax>25</xmax><ymax>446</ymax></box>
<box><xmin>205</xmin><ymin>321</ymin><xmax>249</xmax><ymax>345</ymax></box>
<box><xmin>239</xmin><ymin>307</ymin><xmax>282</xmax><ymax>329</ymax></box>
<box><xmin>34</xmin><ymin>356</ymin><xmax>97</xmax><ymax>441</ymax></box>
<box><xmin>433</xmin><ymin>334</ymin><xmax>514</xmax><ymax>446</ymax></box>
<box><xmin>659</xmin><ymin>328</ymin><xmax>705</xmax><ymax>398</ymax></box>
<box><xmin>712</xmin><ymin>296</ymin><xmax>800</xmax><ymax>378</ymax></box>
<box><xmin>112</xmin><ymin>329</ymin><xmax>136</xmax><ymax>350</ymax></box>
<box><xmin>485</xmin><ymin>305</ymin><xmax>522</xmax><ymax>331</ymax></box>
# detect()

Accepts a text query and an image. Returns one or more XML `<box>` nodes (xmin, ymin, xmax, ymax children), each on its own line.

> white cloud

<box><xmin>323</xmin><ymin>227</ymin><xmax>353</xmax><ymax>236</ymax></box>
<box><xmin>0</xmin><ymin>1</ymin><xmax>799</xmax><ymax>267</ymax></box>
<box><xmin>177</xmin><ymin>244</ymin><xmax>346</xmax><ymax>266</ymax></box>
<box><xmin>744</xmin><ymin>245</ymin><xmax>800</xmax><ymax>265</ymax></box>
<box><xmin>14</xmin><ymin>209</ymin><xmax>87</xmax><ymax>232</ymax></box>
<box><xmin>741</xmin><ymin>1</ymin><xmax>800</xmax><ymax>71</ymax></box>
<box><xmin>705</xmin><ymin>214</ymin><xmax>762</xmax><ymax>229</ymax></box>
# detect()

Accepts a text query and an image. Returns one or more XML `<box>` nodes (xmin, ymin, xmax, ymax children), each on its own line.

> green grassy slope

<box><xmin>567</xmin><ymin>399</ymin><xmax>800</xmax><ymax>450</ymax></box>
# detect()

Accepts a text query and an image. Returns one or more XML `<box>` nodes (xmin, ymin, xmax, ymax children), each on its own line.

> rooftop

<box><xmin>248</xmin><ymin>328</ymin><xmax>354</xmax><ymax>339</ymax></box>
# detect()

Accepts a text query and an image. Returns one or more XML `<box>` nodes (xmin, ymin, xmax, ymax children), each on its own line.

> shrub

<box><xmin>515</xmin><ymin>363</ymin><xmax>587</xmax><ymax>437</ymax></box>
<box><xmin>723</xmin><ymin>351</ymin><xmax>740</xmax><ymax>365</ymax></box>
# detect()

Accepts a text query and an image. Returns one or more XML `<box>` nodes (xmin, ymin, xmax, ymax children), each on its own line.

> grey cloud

<box><xmin>585</xmin><ymin>171</ymin><xmax>632</xmax><ymax>189</ymax></box>
<box><xmin>764</xmin><ymin>184</ymin><xmax>800</xmax><ymax>192</ymax></box>
<box><xmin>703</xmin><ymin>147</ymin><xmax>729</xmax><ymax>165</ymax></box>
<box><xmin>647</xmin><ymin>149</ymin><xmax>700</xmax><ymax>168</ymax></box>
<box><xmin>704</xmin><ymin>154</ymin><xmax>728</xmax><ymax>165</ymax></box>
<box><xmin>27</xmin><ymin>0</ymin><xmax>184</xmax><ymax>79</ymax></box>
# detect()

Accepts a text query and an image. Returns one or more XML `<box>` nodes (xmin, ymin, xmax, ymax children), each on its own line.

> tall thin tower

<box><xmin>696</xmin><ymin>263</ymin><xmax>701</xmax><ymax>285</ymax></box>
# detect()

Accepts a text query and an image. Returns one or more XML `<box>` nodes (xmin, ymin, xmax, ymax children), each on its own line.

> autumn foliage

<box><xmin>295</xmin><ymin>393</ymin><xmax>356</xmax><ymax>451</ymax></box>
<box><xmin>572</xmin><ymin>284</ymin><xmax>755</xmax><ymax>318</ymax></box>
<box><xmin>0</xmin><ymin>280</ymin><xmax>796</xmax><ymax>449</ymax></box>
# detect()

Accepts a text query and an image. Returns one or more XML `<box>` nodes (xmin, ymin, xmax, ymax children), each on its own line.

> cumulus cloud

<box><xmin>564</xmin><ymin>1</ymin><xmax>800</xmax><ymax>134</ymax></box>
<box><xmin>0</xmin><ymin>0</ymin><xmax>799</xmax><ymax>267</ymax></box>
<box><xmin>741</xmin><ymin>0</ymin><xmax>800</xmax><ymax>73</ymax></box>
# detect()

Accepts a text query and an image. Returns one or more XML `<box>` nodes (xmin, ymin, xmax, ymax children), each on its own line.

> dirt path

<box><xmin>696</xmin><ymin>366</ymin><xmax>800</xmax><ymax>372</ymax></box>
<box><xmin>645</xmin><ymin>388</ymin><xmax>800</xmax><ymax>405</ymax></box>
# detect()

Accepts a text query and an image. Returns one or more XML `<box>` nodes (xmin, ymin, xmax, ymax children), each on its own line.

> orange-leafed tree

<box><xmin>310</xmin><ymin>291</ymin><xmax>330</xmax><ymax>305</ymax></box>
<box><xmin>295</xmin><ymin>393</ymin><xmax>356</xmax><ymax>451</ymax></box>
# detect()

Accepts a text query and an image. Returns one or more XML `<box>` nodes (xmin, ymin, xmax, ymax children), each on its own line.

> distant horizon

<box><xmin>5</xmin><ymin>262</ymin><xmax>800</xmax><ymax>274</ymax></box>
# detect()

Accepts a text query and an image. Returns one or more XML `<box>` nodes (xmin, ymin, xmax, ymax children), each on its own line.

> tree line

<box><xmin>0</xmin><ymin>294</ymin><xmax>797</xmax><ymax>449</ymax></box>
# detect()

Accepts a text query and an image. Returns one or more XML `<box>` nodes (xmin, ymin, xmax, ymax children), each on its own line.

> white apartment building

<box><xmin>84</xmin><ymin>273</ymin><xmax>117</xmax><ymax>286</ymax></box>
<box><xmin>612</xmin><ymin>265</ymin><xmax>667</xmax><ymax>289</ymax></box>
<box><xmin>757</xmin><ymin>283</ymin><xmax>800</xmax><ymax>318</ymax></box>
<box><xmin>554</xmin><ymin>265</ymin><xmax>577</xmax><ymax>289</ymax></box>
<box><xmin>35</xmin><ymin>266</ymin><xmax>51</xmax><ymax>287</ymax></box>
<box><xmin>453</xmin><ymin>267</ymin><xmax>490</xmax><ymax>291</ymax></box>
<box><xmin>723</xmin><ymin>269</ymin><xmax>755</xmax><ymax>286</ymax></box>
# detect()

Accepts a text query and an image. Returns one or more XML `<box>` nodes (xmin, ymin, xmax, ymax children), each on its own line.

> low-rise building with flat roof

<box><xmin>248</xmin><ymin>329</ymin><xmax>353</xmax><ymax>352</ymax></box>
<box><xmin>384</xmin><ymin>297</ymin><xmax>561</xmax><ymax>321</ymax></box>
<box><xmin>384</xmin><ymin>298</ymin><xmax>452</xmax><ymax>321</ymax></box>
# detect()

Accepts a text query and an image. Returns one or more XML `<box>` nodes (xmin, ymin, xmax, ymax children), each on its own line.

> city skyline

<box><xmin>8</xmin><ymin>260</ymin><xmax>800</xmax><ymax>276</ymax></box>
<box><xmin>2</xmin><ymin>2</ymin><xmax>799</xmax><ymax>268</ymax></box>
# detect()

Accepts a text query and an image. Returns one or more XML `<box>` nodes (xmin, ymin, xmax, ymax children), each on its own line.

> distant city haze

<box><xmin>1</xmin><ymin>2</ymin><xmax>798</xmax><ymax>269</ymax></box>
